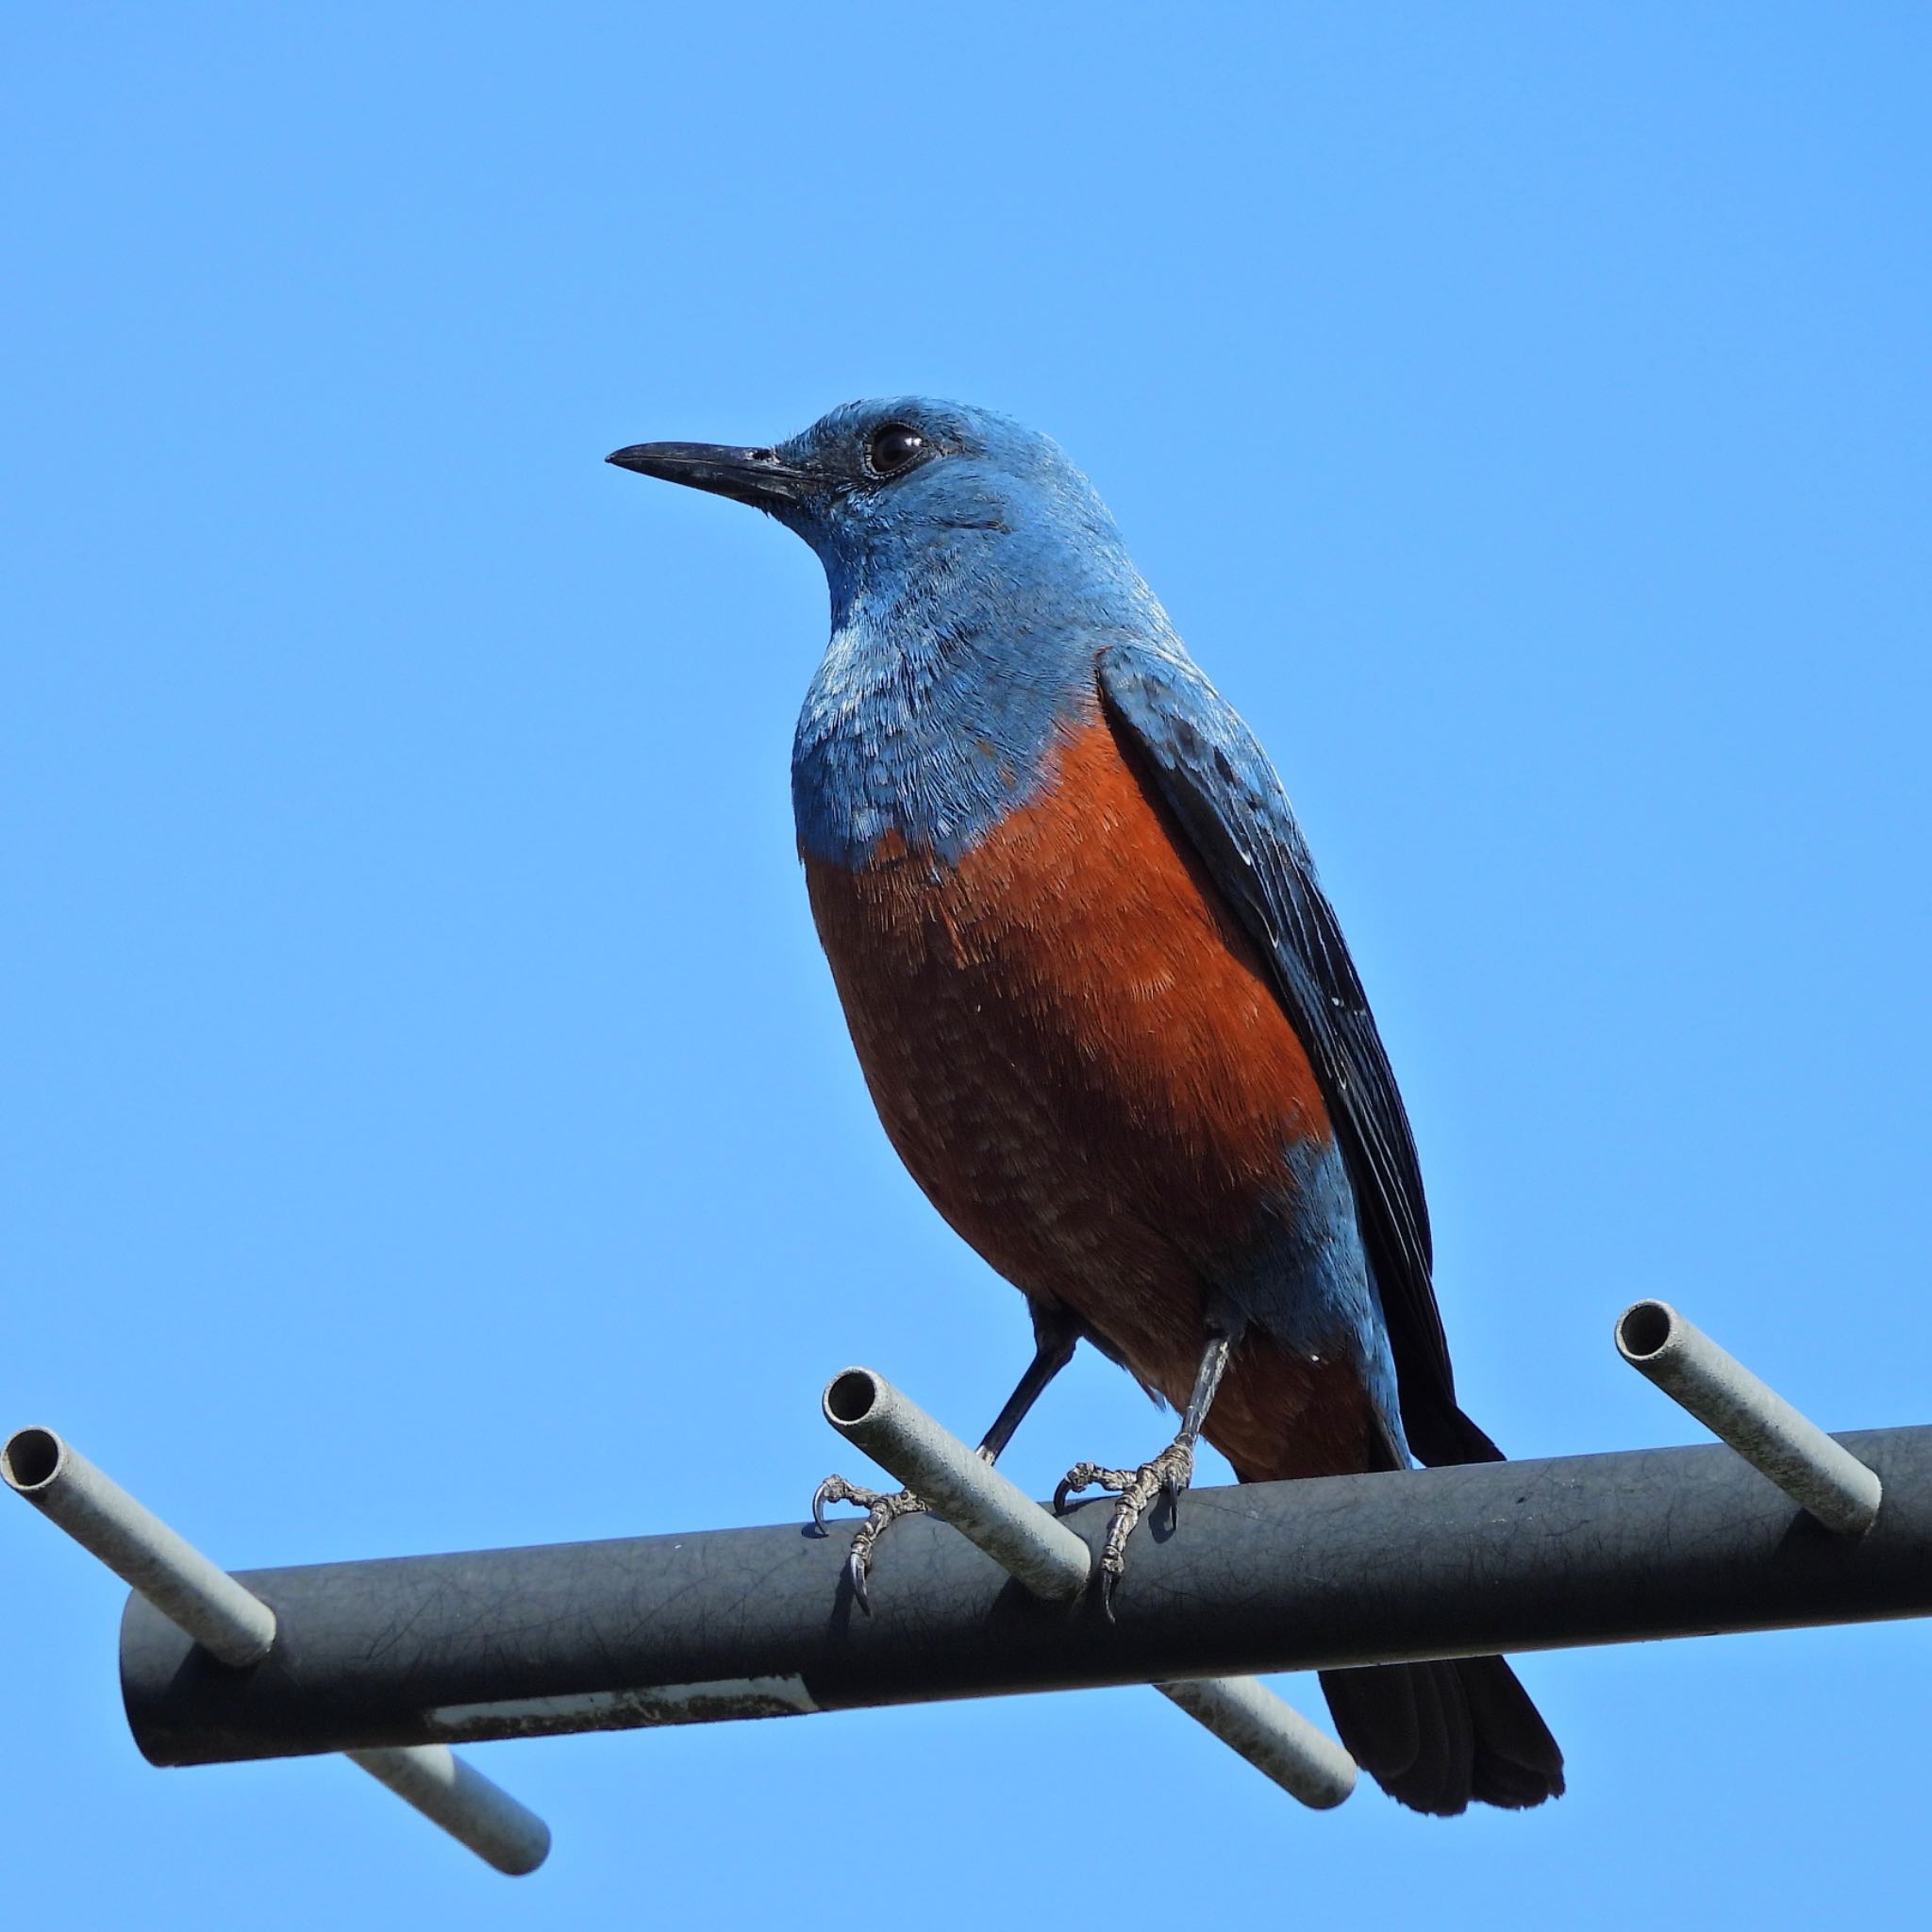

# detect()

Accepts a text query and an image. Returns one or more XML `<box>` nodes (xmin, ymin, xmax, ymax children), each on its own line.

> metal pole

<box><xmin>346</xmin><ymin>1747</ymin><xmax>551</xmax><ymax>1876</ymax></box>
<box><xmin>824</xmin><ymin>1367</ymin><xmax>1357</xmax><ymax>1807</ymax></box>
<box><xmin>5</xmin><ymin>1425</ymin><xmax>550</xmax><ymax>1875</ymax></box>
<box><xmin>117</xmin><ymin>1424</ymin><xmax>1932</xmax><ymax>1768</ymax></box>
<box><xmin>2</xmin><ymin>1426</ymin><xmax>276</xmax><ymax>1666</ymax></box>
<box><xmin>1155</xmin><ymin>1678</ymin><xmax>1356</xmax><ymax>1808</ymax></box>
<box><xmin>822</xmin><ymin>1368</ymin><xmax>1090</xmax><ymax>1599</ymax></box>
<box><xmin>1615</xmin><ymin>1301</ymin><xmax>1883</xmax><ymax>1533</ymax></box>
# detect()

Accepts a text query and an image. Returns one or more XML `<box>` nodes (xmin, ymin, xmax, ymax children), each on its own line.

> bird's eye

<box><xmin>866</xmin><ymin>423</ymin><xmax>926</xmax><ymax>477</ymax></box>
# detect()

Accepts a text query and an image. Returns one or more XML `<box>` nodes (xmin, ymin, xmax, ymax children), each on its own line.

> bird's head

<box><xmin>608</xmin><ymin>397</ymin><xmax>1133</xmax><ymax>614</ymax></box>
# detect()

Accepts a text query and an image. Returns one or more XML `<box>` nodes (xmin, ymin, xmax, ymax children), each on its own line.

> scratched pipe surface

<box><xmin>122</xmin><ymin>1426</ymin><xmax>1932</xmax><ymax>1767</ymax></box>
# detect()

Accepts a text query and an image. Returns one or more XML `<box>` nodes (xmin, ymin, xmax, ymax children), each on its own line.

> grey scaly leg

<box><xmin>1054</xmin><ymin>1329</ymin><xmax>1232</xmax><ymax>1620</ymax></box>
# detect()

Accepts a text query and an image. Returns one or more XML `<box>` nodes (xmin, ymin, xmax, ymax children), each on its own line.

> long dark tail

<box><xmin>1311</xmin><ymin>1400</ymin><xmax>1567</xmax><ymax>1811</ymax></box>
<box><xmin>1232</xmin><ymin>1409</ymin><xmax>1565</xmax><ymax>1814</ymax></box>
<box><xmin>1318</xmin><ymin>1654</ymin><xmax>1564</xmax><ymax>1814</ymax></box>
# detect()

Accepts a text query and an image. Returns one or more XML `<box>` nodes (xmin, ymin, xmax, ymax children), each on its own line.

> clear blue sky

<box><xmin>7</xmin><ymin>6</ymin><xmax>1928</xmax><ymax>1926</ymax></box>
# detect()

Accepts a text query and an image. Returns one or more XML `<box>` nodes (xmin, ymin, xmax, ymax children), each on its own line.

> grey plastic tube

<box><xmin>346</xmin><ymin>1746</ymin><xmax>551</xmax><ymax>1875</ymax></box>
<box><xmin>824</xmin><ymin>1367</ymin><xmax>1357</xmax><ymax>1807</ymax></box>
<box><xmin>823</xmin><ymin>1368</ymin><xmax>1091</xmax><ymax>1599</ymax></box>
<box><xmin>1616</xmin><ymin>1301</ymin><xmax>1882</xmax><ymax>1533</ymax></box>
<box><xmin>2</xmin><ymin>1425</ymin><xmax>276</xmax><ymax>1666</ymax></box>
<box><xmin>1156</xmin><ymin>1677</ymin><xmax>1357</xmax><ymax>1807</ymax></box>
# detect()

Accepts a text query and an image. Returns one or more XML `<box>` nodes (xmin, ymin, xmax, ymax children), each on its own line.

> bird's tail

<box><xmin>1223</xmin><ymin>1376</ymin><xmax>1562</xmax><ymax>1812</ymax></box>
<box><xmin>1317</xmin><ymin>1654</ymin><xmax>1564</xmax><ymax>1814</ymax></box>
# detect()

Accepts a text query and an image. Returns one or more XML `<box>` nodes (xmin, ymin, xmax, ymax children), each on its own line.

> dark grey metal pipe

<box><xmin>122</xmin><ymin>1425</ymin><xmax>1932</xmax><ymax>1768</ymax></box>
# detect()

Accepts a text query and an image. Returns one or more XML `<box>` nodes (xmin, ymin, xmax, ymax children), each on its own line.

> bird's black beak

<box><xmin>605</xmin><ymin>441</ymin><xmax>818</xmax><ymax>511</ymax></box>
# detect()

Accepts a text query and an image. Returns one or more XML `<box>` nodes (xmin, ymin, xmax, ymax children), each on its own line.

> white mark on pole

<box><xmin>426</xmin><ymin>1674</ymin><xmax>819</xmax><ymax>1740</ymax></box>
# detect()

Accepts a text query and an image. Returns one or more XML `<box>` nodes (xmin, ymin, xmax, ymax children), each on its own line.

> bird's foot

<box><xmin>1054</xmin><ymin>1437</ymin><xmax>1196</xmax><ymax>1620</ymax></box>
<box><xmin>810</xmin><ymin>1474</ymin><xmax>929</xmax><ymax>1613</ymax></box>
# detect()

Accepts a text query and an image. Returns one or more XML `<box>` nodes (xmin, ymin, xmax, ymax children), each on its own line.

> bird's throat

<box><xmin>790</xmin><ymin>609</ymin><xmax>1091</xmax><ymax>870</ymax></box>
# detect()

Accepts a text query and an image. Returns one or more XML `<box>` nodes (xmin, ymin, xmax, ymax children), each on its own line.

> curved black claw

<box><xmin>846</xmin><ymin>1544</ymin><xmax>873</xmax><ymax>1616</ymax></box>
<box><xmin>809</xmin><ymin>1471</ymin><xmax>880</xmax><ymax>1533</ymax></box>
<box><xmin>1098</xmin><ymin>1561</ymin><xmax>1121</xmax><ymax>1624</ymax></box>
<box><xmin>810</xmin><ymin>1475</ymin><xmax>839</xmax><ymax>1535</ymax></box>
<box><xmin>1159</xmin><ymin>1467</ymin><xmax>1187</xmax><ymax>1531</ymax></box>
<box><xmin>1055</xmin><ymin>1460</ymin><xmax>1112</xmax><ymax>1516</ymax></box>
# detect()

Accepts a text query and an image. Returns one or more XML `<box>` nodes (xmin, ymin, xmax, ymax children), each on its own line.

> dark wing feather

<box><xmin>1098</xmin><ymin>641</ymin><xmax>1500</xmax><ymax>1466</ymax></box>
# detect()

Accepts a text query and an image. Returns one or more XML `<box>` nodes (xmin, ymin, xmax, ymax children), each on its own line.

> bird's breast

<box><xmin>803</xmin><ymin>714</ymin><xmax>1343</xmax><ymax>1395</ymax></box>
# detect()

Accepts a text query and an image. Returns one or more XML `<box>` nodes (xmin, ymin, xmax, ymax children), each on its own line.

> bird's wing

<box><xmin>1097</xmin><ymin>640</ymin><xmax>1501</xmax><ymax>1466</ymax></box>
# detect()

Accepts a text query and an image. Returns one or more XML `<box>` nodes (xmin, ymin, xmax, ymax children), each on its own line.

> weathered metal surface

<box><xmin>120</xmin><ymin>1425</ymin><xmax>1932</xmax><ymax>1767</ymax></box>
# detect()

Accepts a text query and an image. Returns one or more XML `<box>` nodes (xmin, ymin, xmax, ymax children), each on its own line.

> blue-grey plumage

<box><xmin>782</xmin><ymin>401</ymin><xmax>1173</xmax><ymax>869</ymax></box>
<box><xmin>608</xmin><ymin>398</ymin><xmax>1564</xmax><ymax>1812</ymax></box>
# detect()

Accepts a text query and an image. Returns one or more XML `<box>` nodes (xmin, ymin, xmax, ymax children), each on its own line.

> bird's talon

<box><xmin>1058</xmin><ymin>1441</ymin><xmax>1197</xmax><ymax>1613</ymax></box>
<box><xmin>1160</xmin><ymin>1468</ymin><xmax>1187</xmax><ymax>1529</ymax></box>
<box><xmin>811</xmin><ymin>1476</ymin><xmax>928</xmax><ymax>1610</ymax></box>
<box><xmin>810</xmin><ymin>1472</ymin><xmax>865</xmax><ymax>1529</ymax></box>
<box><xmin>1055</xmin><ymin>1460</ymin><xmax>1114</xmax><ymax>1513</ymax></box>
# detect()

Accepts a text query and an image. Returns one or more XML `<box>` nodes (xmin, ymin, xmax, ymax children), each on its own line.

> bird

<box><xmin>608</xmin><ymin>399</ymin><xmax>1564</xmax><ymax>1814</ymax></box>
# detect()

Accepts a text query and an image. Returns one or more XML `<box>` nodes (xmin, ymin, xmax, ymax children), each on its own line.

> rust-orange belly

<box><xmin>804</xmin><ymin>713</ymin><xmax>1385</xmax><ymax>1480</ymax></box>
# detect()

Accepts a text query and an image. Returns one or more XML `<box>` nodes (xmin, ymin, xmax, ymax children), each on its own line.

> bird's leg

<box><xmin>1055</xmin><ymin>1328</ymin><xmax>1232</xmax><ymax>1620</ymax></box>
<box><xmin>811</xmin><ymin>1309</ymin><xmax>1078</xmax><ymax>1612</ymax></box>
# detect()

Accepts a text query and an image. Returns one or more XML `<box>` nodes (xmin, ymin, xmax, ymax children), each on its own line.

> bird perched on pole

<box><xmin>608</xmin><ymin>400</ymin><xmax>1564</xmax><ymax>1814</ymax></box>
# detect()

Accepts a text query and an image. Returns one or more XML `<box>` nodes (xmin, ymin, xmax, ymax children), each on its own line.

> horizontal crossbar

<box><xmin>122</xmin><ymin>1424</ymin><xmax>1932</xmax><ymax>1768</ymax></box>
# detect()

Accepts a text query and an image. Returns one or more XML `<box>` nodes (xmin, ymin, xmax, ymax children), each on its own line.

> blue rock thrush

<box><xmin>608</xmin><ymin>399</ymin><xmax>1564</xmax><ymax>1813</ymax></box>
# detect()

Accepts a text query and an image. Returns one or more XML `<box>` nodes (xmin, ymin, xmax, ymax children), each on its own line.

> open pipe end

<box><xmin>823</xmin><ymin>1369</ymin><xmax>883</xmax><ymax>1429</ymax></box>
<box><xmin>1616</xmin><ymin>1300</ymin><xmax>1680</xmax><ymax>1365</ymax></box>
<box><xmin>3</xmin><ymin>1427</ymin><xmax>65</xmax><ymax>1495</ymax></box>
